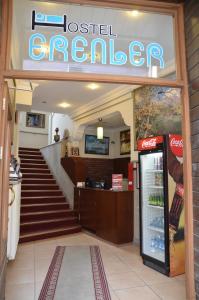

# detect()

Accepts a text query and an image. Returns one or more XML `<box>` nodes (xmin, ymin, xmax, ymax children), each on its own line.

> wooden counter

<box><xmin>74</xmin><ymin>187</ymin><xmax>134</xmax><ymax>244</ymax></box>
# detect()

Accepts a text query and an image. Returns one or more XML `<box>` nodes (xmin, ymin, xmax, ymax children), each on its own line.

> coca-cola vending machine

<box><xmin>138</xmin><ymin>134</ymin><xmax>185</xmax><ymax>276</ymax></box>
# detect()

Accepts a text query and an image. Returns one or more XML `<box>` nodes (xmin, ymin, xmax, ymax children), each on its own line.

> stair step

<box><xmin>19</xmin><ymin>151</ymin><xmax>42</xmax><ymax>156</ymax></box>
<box><xmin>21</xmin><ymin>202</ymin><xmax>69</xmax><ymax>213</ymax></box>
<box><xmin>22</xmin><ymin>173</ymin><xmax>53</xmax><ymax>179</ymax></box>
<box><xmin>19</xmin><ymin>154</ymin><xmax>43</xmax><ymax>160</ymax></box>
<box><xmin>19</xmin><ymin>147</ymin><xmax>81</xmax><ymax>243</ymax></box>
<box><xmin>19</xmin><ymin>147</ymin><xmax>40</xmax><ymax>152</ymax></box>
<box><xmin>20</xmin><ymin>217</ymin><xmax>78</xmax><ymax>233</ymax></box>
<box><xmin>21</xmin><ymin>190</ymin><xmax>63</xmax><ymax>197</ymax></box>
<box><xmin>21</xmin><ymin>209</ymin><xmax>75</xmax><ymax>222</ymax></box>
<box><xmin>22</xmin><ymin>179</ymin><xmax>56</xmax><ymax>185</ymax></box>
<box><xmin>21</xmin><ymin>159</ymin><xmax>46</xmax><ymax>165</ymax></box>
<box><xmin>21</xmin><ymin>168</ymin><xmax>51</xmax><ymax>174</ymax></box>
<box><xmin>19</xmin><ymin>225</ymin><xmax>82</xmax><ymax>243</ymax></box>
<box><xmin>21</xmin><ymin>163</ymin><xmax>48</xmax><ymax>169</ymax></box>
<box><xmin>21</xmin><ymin>184</ymin><xmax>60</xmax><ymax>191</ymax></box>
<box><xmin>21</xmin><ymin>196</ymin><xmax>67</xmax><ymax>204</ymax></box>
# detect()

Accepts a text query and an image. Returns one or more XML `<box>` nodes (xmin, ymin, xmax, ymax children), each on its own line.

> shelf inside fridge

<box><xmin>146</xmin><ymin>169</ymin><xmax>163</xmax><ymax>173</ymax></box>
<box><xmin>148</xmin><ymin>226</ymin><xmax>164</xmax><ymax>233</ymax></box>
<box><xmin>147</xmin><ymin>205</ymin><xmax>164</xmax><ymax>209</ymax></box>
<box><xmin>147</xmin><ymin>186</ymin><xmax>164</xmax><ymax>189</ymax></box>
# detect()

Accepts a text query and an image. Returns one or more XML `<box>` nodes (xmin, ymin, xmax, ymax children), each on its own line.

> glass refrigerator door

<box><xmin>140</xmin><ymin>151</ymin><xmax>165</xmax><ymax>263</ymax></box>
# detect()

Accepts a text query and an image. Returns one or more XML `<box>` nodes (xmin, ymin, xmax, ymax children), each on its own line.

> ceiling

<box><xmin>30</xmin><ymin>80</ymin><xmax>130</xmax><ymax>114</ymax></box>
<box><xmin>85</xmin><ymin>112</ymin><xmax>126</xmax><ymax>129</ymax></box>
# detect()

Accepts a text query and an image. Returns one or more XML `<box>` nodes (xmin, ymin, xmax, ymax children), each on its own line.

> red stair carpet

<box><xmin>19</xmin><ymin>147</ymin><xmax>81</xmax><ymax>243</ymax></box>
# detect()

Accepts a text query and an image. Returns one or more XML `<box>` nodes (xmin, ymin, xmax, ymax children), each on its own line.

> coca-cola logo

<box><xmin>142</xmin><ymin>138</ymin><xmax>157</xmax><ymax>148</ymax></box>
<box><xmin>137</xmin><ymin>136</ymin><xmax>163</xmax><ymax>151</ymax></box>
<box><xmin>170</xmin><ymin>138</ymin><xmax>183</xmax><ymax>148</ymax></box>
<box><xmin>169</xmin><ymin>135</ymin><xmax>183</xmax><ymax>157</ymax></box>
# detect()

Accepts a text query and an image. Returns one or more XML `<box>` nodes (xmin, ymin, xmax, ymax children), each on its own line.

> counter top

<box><xmin>76</xmin><ymin>187</ymin><xmax>133</xmax><ymax>193</ymax></box>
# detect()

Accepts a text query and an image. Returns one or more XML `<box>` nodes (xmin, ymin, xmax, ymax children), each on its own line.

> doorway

<box><xmin>0</xmin><ymin>0</ymin><xmax>194</xmax><ymax>298</ymax></box>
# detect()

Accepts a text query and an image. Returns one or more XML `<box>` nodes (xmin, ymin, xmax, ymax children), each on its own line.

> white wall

<box><xmin>19</xmin><ymin>132</ymin><xmax>48</xmax><ymax>149</ymax></box>
<box><xmin>19</xmin><ymin>111</ymin><xmax>49</xmax><ymax>149</ymax></box>
<box><xmin>79</xmin><ymin>127</ymin><xmax>115</xmax><ymax>159</ymax></box>
<box><xmin>79</xmin><ymin>126</ymin><xmax>131</xmax><ymax>159</ymax></box>
<box><xmin>41</xmin><ymin>142</ymin><xmax>74</xmax><ymax>208</ymax></box>
<box><xmin>50</xmin><ymin>113</ymin><xmax>74</xmax><ymax>144</ymax></box>
<box><xmin>72</xmin><ymin>93</ymin><xmax>138</xmax><ymax>161</ymax></box>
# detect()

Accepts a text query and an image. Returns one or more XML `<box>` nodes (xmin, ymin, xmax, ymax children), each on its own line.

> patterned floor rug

<box><xmin>38</xmin><ymin>246</ymin><xmax>111</xmax><ymax>300</ymax></box>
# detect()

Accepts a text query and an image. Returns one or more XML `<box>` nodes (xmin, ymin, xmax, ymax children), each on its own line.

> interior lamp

<box><xmin>97</xmin><ymin>118</ymin><xmax>103</xmax><ymax>140</ymax></box>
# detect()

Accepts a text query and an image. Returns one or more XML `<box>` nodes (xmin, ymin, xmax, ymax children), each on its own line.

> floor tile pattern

<box><xmin>5</xmin><ymin>232</ymin><xmax>186</xmax><ymax>300</ymax></box>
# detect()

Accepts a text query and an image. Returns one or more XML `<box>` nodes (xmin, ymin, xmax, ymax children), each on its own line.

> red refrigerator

<box><xmin>138</xmin><ymin>134</ymin><xmax>185</xmax><ymax>276</ymax></box>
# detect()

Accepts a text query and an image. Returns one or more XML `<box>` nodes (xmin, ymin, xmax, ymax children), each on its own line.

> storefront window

<box><xmin>12</xmin><ymin>0</ymin><xmax>177</xmax><ymax>80</ymax></box>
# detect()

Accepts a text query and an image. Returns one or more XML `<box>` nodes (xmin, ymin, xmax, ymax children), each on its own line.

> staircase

<box><xmin>19</xmin><ymin>147</ymin><xmax>81</xmax><ymax>243</ymax></box>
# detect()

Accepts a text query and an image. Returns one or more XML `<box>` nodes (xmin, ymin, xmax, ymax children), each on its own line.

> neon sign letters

<box><xmin>29</xmin><ymin>11</ymin><xmax>165</xmax><ymax>69</ymax></box>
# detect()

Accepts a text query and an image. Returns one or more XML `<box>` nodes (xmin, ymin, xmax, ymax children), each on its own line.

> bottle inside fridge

<box><xmin>150</xmin><ymin>234</ymin><xmax>165</xmax><ymax>253</ymax></box>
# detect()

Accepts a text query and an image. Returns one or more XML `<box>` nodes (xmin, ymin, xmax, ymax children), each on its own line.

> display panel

<box><xmin>12</xmin><ymin>0</ymin><xmax>177</xmax><ymax>79</ymax></box>
<box><xmin>140</xmin><ymin>151</ymin><xmax>165</xmax><ymax>263</ymax></box>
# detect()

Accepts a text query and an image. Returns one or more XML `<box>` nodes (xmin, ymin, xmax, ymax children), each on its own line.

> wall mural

<box><xmin>134</xmin><ymin>86</ymin><xmax>182</xmax><ymax>149</ymax></box>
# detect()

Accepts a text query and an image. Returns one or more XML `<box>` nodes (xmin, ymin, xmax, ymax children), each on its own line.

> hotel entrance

<box><xmin>0</xmin><ymin>0</ymin><xmax>195</xmax><ymax>299</ymax></box>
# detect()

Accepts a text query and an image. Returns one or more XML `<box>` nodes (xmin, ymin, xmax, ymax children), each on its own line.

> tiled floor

<box><xmin>5</xmin><ymin>232</ymin><xmax>186</xmax><ymax>300</ymax></box>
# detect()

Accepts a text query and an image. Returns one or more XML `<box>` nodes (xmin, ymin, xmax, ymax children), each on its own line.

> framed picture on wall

<box><xmin>71</xmin><ymin>147</ymin><xmax>79</xmax><ymax>156</ymax></box>
<box><xmin>120</xmin><ymin>129</ymin><xmax>131</xmax><ymax>155</ymax></box>
<box><xmin>85</xmin><ymin>135</ymin><xmax>109</xmax><ymax>155</ymax></box>
<box><xmin>26</xmin><ymin>112</ymin><xmax>45</xmax><ymax>128</ymax></box>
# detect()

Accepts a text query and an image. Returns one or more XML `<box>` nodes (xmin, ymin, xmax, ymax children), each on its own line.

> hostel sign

<box><xmin>29</xmin><ymin>11</ymin><xmax>165</xmax><ymax>70</ymax></box>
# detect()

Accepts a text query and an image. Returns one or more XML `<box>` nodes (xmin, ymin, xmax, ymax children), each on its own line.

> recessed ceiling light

<box><xmin>42</xmin><ymin>101</ymin><xmax>47</xmax><ymax>104</ymax></box>
<box><xmin>127</xmin><ymin>10</ymin><xmax>141</xmax><ymax>17</ymax></box>
<box><xmin>86</xmin><ymin>83</ymin><xmax>100</xmax><ymax>90</ymax></box>
<box><xmin>58</xmin><ymin>102</ymin><xmax>71</xmax><ymax>108</ymax></box>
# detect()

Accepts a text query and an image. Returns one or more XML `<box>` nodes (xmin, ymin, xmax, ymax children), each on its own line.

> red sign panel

<box><xmin>112</xmin><ymin>174</ymin><xmax>123</xmax><ymax>191</ymax></box>
<box><xmin>169</xmin><ymin>134</ymin><xmax>183</xmax><ymax>157</ymax></box>
<box><xmin>128</xmin><ymin>162</ymin><xmax>134</xmax><ymax>191</ymax></box>
<box><xmin>137</xmin><ymin>136</ymin><xmax>163</xmax><ymax>151</ymax></box>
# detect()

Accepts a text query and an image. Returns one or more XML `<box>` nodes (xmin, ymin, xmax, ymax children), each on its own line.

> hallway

<box><xmin>5</xmin><ymin>232</ymin><xmax>186</xmax><ymax>300</ymax></box>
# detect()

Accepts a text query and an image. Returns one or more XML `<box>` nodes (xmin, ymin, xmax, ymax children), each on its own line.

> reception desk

<box><xmin>74</xmin><ymin>187</ymin><xmax>134</xmax><ymax>244</ymax></box>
